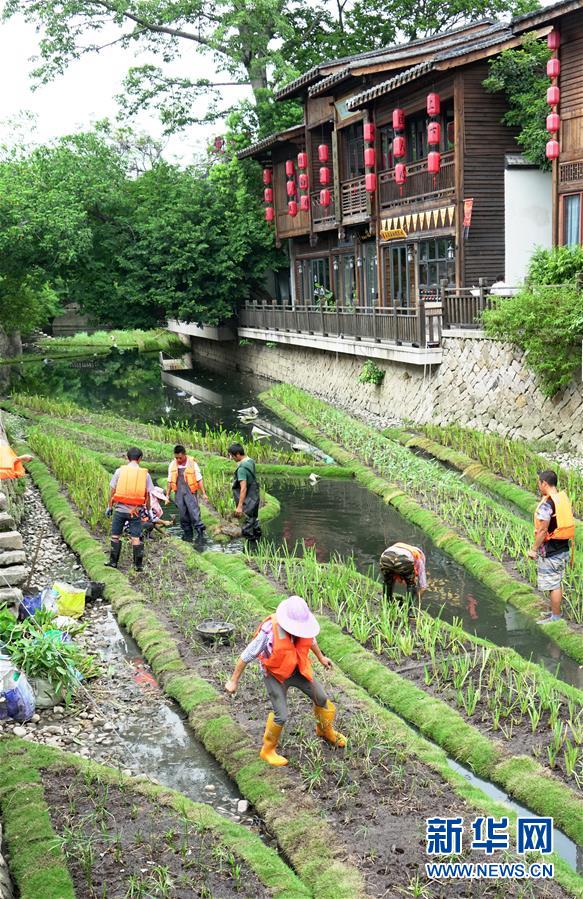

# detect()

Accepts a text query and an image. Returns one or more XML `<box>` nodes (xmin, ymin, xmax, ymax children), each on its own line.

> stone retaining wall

<box><xmin>0</xmin><ymin>413</ymin><xmax>27</xmax><ymax>605</ymax></box>
<box><xmin>189</xmin><ymin>334</ymin><xmax>583</xmax><ymax>451</ymax></box>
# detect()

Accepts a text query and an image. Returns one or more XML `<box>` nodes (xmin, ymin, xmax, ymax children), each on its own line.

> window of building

<box><xmin>379</xmin><ymin>125</ymin><xmax>394</xmax><ymax>171</ymax></box>
<box><xmin>564</xmin><ymin>194</ymin><xmax>581</xmax><ymax>246</ymax></box>
<box><xmin>298</xmin><ymin>256</ymin><xmax>331</xmax><ymax>303</ymax></box>
<box><xmin>362</xmin><ymin>242</ymin><xmax>378</xmax><ymax>306</ymax></box>
<box><xmin>417</xmin><ymin>238</ymin><xmax>455</xmax><ymax>295</ymax></box>
<box><xmin>343</xmin><ymin>123</ymin><xmax>365</xmax><ymax>179</ymax></box>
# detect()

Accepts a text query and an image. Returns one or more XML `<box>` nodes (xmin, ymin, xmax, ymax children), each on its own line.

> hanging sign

<box><xmin>463</xmin><ymin>198</ymin><xmax>474</xmax><ymax>228</ymax></box>
<box><xmin>380</xmin><ymin>226</ymin><xmax>408</xmax><ymax>241</ymax></box>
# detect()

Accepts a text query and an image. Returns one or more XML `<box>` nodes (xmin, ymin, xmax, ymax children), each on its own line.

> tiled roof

<box><xmin>308</xmin><ymin>67</ymin><xmax>352</xmax><ymax>98</ymax></box>
<box><xmin>347</xmin><ymin>62</ymin><xmax>434</xmax><ymax>109</ymax></box>
<box><xmin>237</xmin><ymin>124</ymin><xmax>304</xmax><ymax>160</ymax></box>
<box><xmin>512</xmin><ymin>0</ymin><xmax>583</xmax><ymax>30</ymax></box>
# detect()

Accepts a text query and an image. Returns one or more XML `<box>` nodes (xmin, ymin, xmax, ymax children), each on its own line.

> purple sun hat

<box><xmin>275</xmin><ymin>595</ymin><xmax>320</xmax><ymax>639</ymax></box>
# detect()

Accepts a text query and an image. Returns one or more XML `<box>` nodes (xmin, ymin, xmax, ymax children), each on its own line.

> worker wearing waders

<box><xmin>106</xmin><ymin>447</ymin><xmax>153</xmax><ymax>571</ymax></box>
<box><xmin>379</xmin><ymin>542</ymin><xmax>427</xmax><ymax>601</ymax></box>
<box><xmin>225</xmin><ymin>595</ymin><xmax>346</xmax><ymax>766</ymax></box>
<box><xmin>528</xmin><ymin>469</ymin><xmax>574</xmax><ymax>624</ymax></box>
<box><xmin>228</xmin><ymin>442</ymin><xmax>261</xmax><ymax>541</ymax></box>
<box><xmin>166</xmin><ymin>445</ymin><xmax>207</xmax><ymax>542</ymax></box>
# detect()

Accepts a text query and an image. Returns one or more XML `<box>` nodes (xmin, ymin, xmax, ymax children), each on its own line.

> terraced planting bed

<box><xmin>262</xmin><ymin>385</ymin><xmax>583</xmax><ymax>659</ymax></box>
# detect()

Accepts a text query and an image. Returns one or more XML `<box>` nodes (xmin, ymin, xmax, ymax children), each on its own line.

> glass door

<box><xmin>384</xmin><ymin>243</ymin><xmax>413</xmax><ymax>307</ymax></box>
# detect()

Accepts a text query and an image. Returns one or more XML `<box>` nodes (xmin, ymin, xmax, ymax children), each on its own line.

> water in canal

<box><xmin>5</xmin><ymin>348</ymin><xmax>582</xmax><ymax>690</ymax></box>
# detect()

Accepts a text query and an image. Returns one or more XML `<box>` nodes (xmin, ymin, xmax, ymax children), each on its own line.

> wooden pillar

<box><xmin>454</xmin><ymin>73</ymin><xmax>465</xmax><ymax>287</ymax></box>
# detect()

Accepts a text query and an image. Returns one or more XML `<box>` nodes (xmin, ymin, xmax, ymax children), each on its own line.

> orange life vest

<box><xmin>112</xmin><ymin>464</ymin><xmax>148</xmax><ymax>507</ymax></box>
<box><xmin>257</xmin><ymin>615</ymin><xmax>313</xmax><ymax>684</ymax></box>
<box><xmin>391</xmin><ymin>542</ymin><xmax>424</xmax><ymax>577</ymax></box>
<box><xmin>168</xmin><ymin>457</ymin><xmax>199</xmax><ymax>494</ymax></box>
<box><xmin>0</xmin><ymin>445</ymin><xmax>25</xmax><ymax>480</ymax></box>
<box><xmin>534</xmin><ymin>492</ymin><xmax>574</xmax><ymax>541</ymax></box>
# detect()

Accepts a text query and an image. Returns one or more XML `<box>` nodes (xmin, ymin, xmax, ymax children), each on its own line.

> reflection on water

<box><xmin>262</xmin><ymin>477</ymin><xmax>583</xmax><ymax>689</ymax></box>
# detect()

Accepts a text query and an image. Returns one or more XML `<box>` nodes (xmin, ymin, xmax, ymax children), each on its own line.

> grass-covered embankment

<box><xmin>262</xmin><ymin>386</ymin><xmax>583</xmax><ymax>660</ymax></box>
<box><xmin>0</xmin><ymin>737</ymin><xmax>309</xmax><ymax>899</ymax></box>
<box><xmin>20</xmin><ymin>452</ymin><xmax>366</xmax><ymax>899</ymax></box>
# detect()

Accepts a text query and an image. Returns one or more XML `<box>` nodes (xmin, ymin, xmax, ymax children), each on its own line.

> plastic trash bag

<box><xmin>0</xmin><ymin>657</ymin><xmax>35</xmax><ymax>721</ymax></box>
<box><xmin>18</xmin><ymin>586</ymin><xmax>58</xmax><ymax>620</ymax></box>
<box><xmin>52</xmin><ymin>582</ymin><xmax>85</xmax><ymax>619</ymax></box>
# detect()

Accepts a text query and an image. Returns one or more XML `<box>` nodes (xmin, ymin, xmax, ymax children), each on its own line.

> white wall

<box><xmin>504</xmin><ymin>167</ymin><xmax>552</xmax><ymax>285</ymax></box>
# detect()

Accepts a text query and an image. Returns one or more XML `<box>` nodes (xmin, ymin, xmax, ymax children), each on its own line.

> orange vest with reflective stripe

<box><xmin>168</xmin><ymin>457</ymin><xmax>199</xmax><ymax>493</ymax></box>
<box><xmin>535</xmin><ymin>492</ymin><xmax>574</xmax><ymax>541</ymax></box>
<box><xmin>112</xmin><ymin>465</ymin><xmax>148</xmax><ymax>506</ymax></box>
<box><xmin>391</xmin><ymin>542</ymin><xmax>423</xmax><ymax>577</ymax></box>
<box><xmin>0</xmin><ymin>445</ymin><xmax>25</xmax><ymax>480</ymax></box>
<box><xmin>257</xmin><ymin>615</ymin><xmax>313</xmax><ymax>684</ymax></box>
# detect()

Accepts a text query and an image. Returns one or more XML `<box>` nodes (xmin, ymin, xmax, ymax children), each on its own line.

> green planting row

<box><xmin>0</xmin><ymin>737</ymin><xmax>309</xmax><ymax>899</ymax></box>
<box><xmin>199</xmin><ymin>549</ymin><xmax>583</xmax><ymax>850</ymax></box>
<box><xmin>22</xmin><ymin>454</ymin><xmax>365</xmax><ymax>899</ymax></box>
<box><xmin>262</xmin><ymin>388</ymin><xmax>583</xmax><ymax>661</ymax></box>
<box><xmin>39</xmin><ymin>327</ymin><xmax>184</xmax><ymax>353</ymax></box>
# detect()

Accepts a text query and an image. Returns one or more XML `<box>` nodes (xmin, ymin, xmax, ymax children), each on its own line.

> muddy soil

<box><xmin>43</xmin><ymin>767</ymin><xmax>269</xmax><ymax>899</ymax></box>
<box><xmin>135</xmin><ymin>543</ymin><xmax>571</xmax><ymax>899</ymax></box>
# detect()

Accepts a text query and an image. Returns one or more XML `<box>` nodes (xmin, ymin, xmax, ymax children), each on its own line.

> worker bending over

<box><xmin>0</xmin><ymin>442</ymin><xmax>32</xmax><ymax>480</ymax></box>
<box><xmin>225</xmin><ymin>595</ymin><xmax>346</xmax><ymax>766</ymax></box>
<box><xmin>380</xmin><ymin>542</ymin><xmax>427</xmax><ymax>600</ymax></box>
<box><xmin>528</xmin><ymin>469</ymin><xmax>574</xmax><ymax>624</ymax></box>
<box><xmin>166</xmin><ymin>444</ymin><xmax>207</xmax><ymax>542</ymax></box>
<box><xmin>106</xmin><ymin>447</ymin><xmax>153</xmax><ymax>571</ymax></box>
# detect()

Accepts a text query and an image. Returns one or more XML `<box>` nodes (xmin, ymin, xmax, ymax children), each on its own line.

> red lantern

<box><xmin>547</xmin><ymin>85</ymin><xmax>560</xmax><ymax>106</ymax></box>
<box><xmin>427</xmin><ymin>121</ymin><xmax>441</xmax><ymax>146</ymax></box>
<box><xmin>546</xmin><ymin>139</ymin><xmax>560</xmax><ymax>160</ymax></box>
<box><xmin>285</xmin><ymin>159</ymin><xmax>295</xmax><ymax>176</ymax></box>
<box><xmin>297</xmin><ymin>151</ymin><xmax>308</xmax><ymax>169</ymax></box>
<box><xmin>393</xmin><ymin>135</ymin><xmax>406</xmax><ymax>158</ymax></box>
<box><xmin>364</xmin><ymin>147</ymin><xmax>376</xmax><ymax>167</ymax></box>
<box><xmin>262</xmin><ymin>168</ymin><xmax>272</xmax><ymax>185</ymax></box>
<box><xmin>363</xmin><ymin>122</ymin><xmax>375</xmax><ymax>143</ymax></box>
<box><xmin>286</xmin><ymin>180</ymin><xmax>296</xmax><ymax>197</ymax></box>
<box><xmin>395</xmin><ymin>163</ymin><xmax>407</xmax><ymax>185</ymax></box>
<box><xmin>427</xmin><ymin>93</ymin><xmax>441</xmax><ymax>117</ymax></box>
<box><xmin>288</xmin><ymin>200</ymin><xmax>298</xmax><ymax>217</ymax></box>
<box><xmin>320</xmin><ymin>188</ymin><xmax>331</xmax><ymax>207</ymax></box>
<box><xmin>265</xmin><ymin>206</ymin><xmax>274</xmax><ymax>222</ymax></box>
<box><xmin>547</xmin><ymin>112</ymin><xmax>560</xmax><ymax>133</ymax></box>
<box><xmin>548</xmin><ymin>28</ymin><xmax>560</xmax><ymax>50</ymax></box>
<box><xmin>392</xmin><ymin>108</ymin><xmax>405</xmax><ymax>131</ymax></box>
<box><xmin>264</xmin><ymin>187</ymin><xmax>273</xmax><ymax>203</ymax></box>
<box><xmin>427</xmin><ymin>151</ymin><xmax>441</xmax><ymax>175</ymax></box>
<box><xmin>318</xmin><ymin>144</ymin><xmax>329</xmax><ymax>162</ymax></box>
<box><xmin>365</xmin><ymin>172</ymin><xmax>377</xmax><ymax>193</ymax></box>
<box><xmin>300</xmin><ymin>195</ymin><xmax>310</xmax><ymax>212</ymax></box>
<box><xmin>319</xmin><ymin>166</ymin><xmax>331</xmax><ymax>185</ymax></box>
<box><xmin>298</xmin><ymin>172</ymin><xmax>309</xmax><ymax>190</ymax></box>
<box><xmin>546</xmin><ymin>58</ymin><xmax>560</xmax><ymax>79</ymax></box>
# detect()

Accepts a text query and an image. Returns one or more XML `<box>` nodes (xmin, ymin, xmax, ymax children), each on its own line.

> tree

<box><xmin>483</xmin><ymin>35</ymin><xmax>550</xmax><ymax>169</ymax></box>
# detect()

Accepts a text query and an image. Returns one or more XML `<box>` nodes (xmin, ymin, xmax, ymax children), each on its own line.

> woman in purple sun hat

<box><xmin>225</xmin><ymin>595</ymin><xmax>346</xmax><ymax>766</ymax></box>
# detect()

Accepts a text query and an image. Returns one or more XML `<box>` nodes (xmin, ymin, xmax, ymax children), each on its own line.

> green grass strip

<box><xmin>197</xmin><ymin>549</ymin><xmax>583</xmax><ymax>849</ymax></box>
<box><xmin>22</xmin><ymin>454</ymin><xmax>365</xmax><ymax>899</ymax></box>
<box><xmin>0</xmin><ymin>737</ymin><xmax>310</xmax><ymax>899</ymax></box>
<box><xmin>262</xmin><ymin>391</ymin><xmax>583</xmax><ymax>666</ymax></box>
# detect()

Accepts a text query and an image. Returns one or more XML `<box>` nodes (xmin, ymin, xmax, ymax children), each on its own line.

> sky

<box><xmin>0</xmin><ymin>14</ymin><xmax>254</xmax><ymax>164</ymax></box>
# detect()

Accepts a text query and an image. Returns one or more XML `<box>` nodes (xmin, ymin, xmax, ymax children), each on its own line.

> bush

<box><xmin>483</xmin><ymin>284</ymin><xmax>583</xmax><ymax>396</ymax></box>
<box><xmin>527</xmin><ymin>246</ymin><xmax>583</xmax><ymax>286</ymax></box>
<box><xmin>358</xmin><ymin>360</ymin><xmax>385</xmax><ymax>386</ymax></box>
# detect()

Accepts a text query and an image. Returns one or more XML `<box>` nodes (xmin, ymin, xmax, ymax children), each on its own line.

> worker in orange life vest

<box><xmin>225</xmin><ymin>595</ymin><xmax>346</xmax><ymax>766</ymax></box>
<box><xmin>379</xmin><ymin>542</ymin><xmax>428</xmax><ymax>601</ymax></box>
<box><xmin>528</xmin><ymin>469</ymin><xmax>574</xmax><ymax>624</ymax></box>
<box><xmin>166</xmin><ymin>444</ymin><xmax>207</xmax><ymax>542</ymax></box>
<box><xmin>0</xmin><ymin>441</ymin><xmax>33</xmax><ymax>480</ymax></box>
<box><xmin>106</xmin><ymin>447</ymin><xmax>154</xmax><ymax>571</ymax></box>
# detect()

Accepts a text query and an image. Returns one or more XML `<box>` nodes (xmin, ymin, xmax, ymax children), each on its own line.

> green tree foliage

<box><xmin>483</xmin><ymin>246</ymin><xmax>583</xmax><ymax>396</ymax></box>
<box><xmin>483</xmin><ymin>35</ymin><xmax>550</xmax><ymax>168</ymax></box>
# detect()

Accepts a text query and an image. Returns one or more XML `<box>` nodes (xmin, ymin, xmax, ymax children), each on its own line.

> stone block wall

<box><xmin>189</xmin><ymin>334</ymin><xmax>583</xmax><ymax>451</ymax></box>
<box><xmin>0</xmin><ymin>414</ymin><xmax>27</xmax><ymax>605</ymax></box>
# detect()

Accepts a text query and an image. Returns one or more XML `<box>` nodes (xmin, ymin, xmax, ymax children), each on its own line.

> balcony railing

<box><xmin>340</xmin><ymin>175</ymin><xmax>369</xmax><ymax>220</ymax></box>
<box><xmin>311</xmin><ymin>190</ymin><xmax>336</xmax><ymax>228</ymax></box>
<box><xmin>440</xmin><ymin>280</ymin><xmax>499</xmax><ymax>329</ymax></box>
<box><xmin>379</xmin><ymin>151</ymin><xmax>455</xmax><ymax>210</ymax></box>
<box><xmin>239</xmin><ymin>300</ymin><xmax>442</xmax><ymax>349</ymax></box>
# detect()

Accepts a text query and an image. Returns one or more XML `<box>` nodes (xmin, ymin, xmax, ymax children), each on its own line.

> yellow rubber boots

<box><xmin>259</xmin><ymin>712</ymin><xmax>288</xmax><ymax>766</ymax></box>
<box><xmin>314</xmin><ymin>700</ymin><xmax>347</xmax><ymax>747</ymax></box>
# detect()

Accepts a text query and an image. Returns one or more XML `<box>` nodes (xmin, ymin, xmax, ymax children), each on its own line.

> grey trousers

<box><xmin>176</xmin><ymin>487</ymin><xmax>203</xmax><ymax>536</ymax></box>
<box><xmin>264</xmin><ymin>669</ymin><xmax>329</xmax><ymax>725</ymax></box>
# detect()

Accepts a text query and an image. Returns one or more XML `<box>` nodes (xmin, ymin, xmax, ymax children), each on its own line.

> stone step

<box><xmin>0</xmin><ymin>550</ymin><xmax>27</xmax><ymax>567</ymax></box>
<box><xmin>0</xmin><ymin>531</ymin><xmax>24</xmax><ymax>551</ymax></box>
<box><xmin>0</xmin><ymin>513</ymin><xmax>15</xmax><ymax>533</ymax></box>
<box><xmin>0</xmin><ymin>586</ymin><xmax>22</xmax><ymax>606</ymax></box>
<box><xmin>0</xmin><ymin>565</ymin><xmax>27</xmax><ymax>586</ymax></box>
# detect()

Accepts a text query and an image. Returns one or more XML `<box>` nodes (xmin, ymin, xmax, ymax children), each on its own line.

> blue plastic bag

<box><xmin>0</xmin><ymin>658</ymin><xmax>35</xmax><ymax>721</ymax></box>
<box><xmin>18</xmin><ymin>593</ymin><xmax>42</xmax><ymax>620</ymax></box>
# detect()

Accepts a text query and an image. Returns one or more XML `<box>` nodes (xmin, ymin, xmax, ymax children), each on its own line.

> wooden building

<box><xmin>240</xmin><ymin>17</ymin><xmax>561</xmax><ymax>311</ymax></box>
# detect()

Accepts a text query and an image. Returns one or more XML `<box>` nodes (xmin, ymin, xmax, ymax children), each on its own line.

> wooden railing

<box><xmin>340</xmin><ymin>176</ymin><xmax>369</xmax><ymax>220</ymax></box>
<box><xmin>239</xmin><ymin>300</ymin><xmax>442</xmax><ymax>349</ymax></box>
<box><xmin>311</xmin><ymin>190</ymin><xmax>336</xmax><ymax>228</ymax></box>
<box><xmin>379</xmin><ymin>151</ymin><xmax>455</xmax><ymax>210</ymax></box>
<box><xmin>440</xmin><ymin>280</ymin><xmax>497</xmax><ymax>328</ymax></box>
